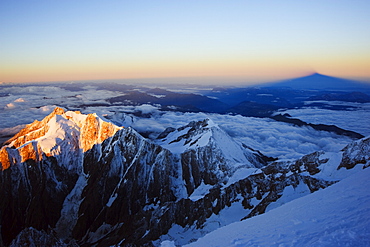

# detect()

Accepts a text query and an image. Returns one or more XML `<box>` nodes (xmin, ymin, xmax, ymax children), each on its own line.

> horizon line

<box><xmin>2</xmin><ymin>73</ymin><xmax>370</xmax><ymax>86</ymax></box>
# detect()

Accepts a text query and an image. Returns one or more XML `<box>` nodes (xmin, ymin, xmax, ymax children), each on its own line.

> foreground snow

<box><xmin>186</xmin><ymin>167</ymin><xmax>370</xmax><ymax>247</ymax></box>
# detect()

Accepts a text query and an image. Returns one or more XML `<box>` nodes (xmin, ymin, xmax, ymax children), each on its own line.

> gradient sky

<box><xmin>1</xmin><ymin>0</ymin><xmax>370</xmax><ymax>85</ymax></box>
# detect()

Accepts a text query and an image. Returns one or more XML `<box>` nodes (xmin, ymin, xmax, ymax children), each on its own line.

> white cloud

<box><xmin>0</xmin><ymin>104</ymin><xmax>59</xmax><ymax>129</ymax></box>
<box><xmin>279</xmin><ymin>103</ymin><xmax>370</xmax><ymax>136</ymax></box>
<box><xmin>135</xmin><ymin>104</ymin><xmax>159</xmax><ymax>114</ymax></box>
<box><xmin>0</xmin><ymin>124</ymin><xmax>25</xmax><ymax>144</ymax></box>
<box><xmin>0</xmin><ymin>86</ymin><xmax>70</xmax><ymax>96</ymax></box>
<box><xmin>124</xmin><ymin>112</ymin><xmax>354</xmax><ymax>160</ymax></box>
<box><xmin>0</xmin><ymin>85</ymin><xmax>366</xmax><ymax>161</ymax></box>
<box><xmin>5</xmin><ymin>103</ymin><xmax>15</xmax><ymax>109</ymax></box>
<box><xmin>14</xmin><ymin>98</ymin><xmax>26</xmax><ymax>102</ymax></box>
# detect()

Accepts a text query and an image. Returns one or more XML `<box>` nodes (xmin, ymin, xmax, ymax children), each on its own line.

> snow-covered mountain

<box><xmin>0</xmin><ymin>107</ymin><xmax>369</xmax><ymax>246</ymax></box>
<box><xmin>186</xmin><ymin>158</ymin><xmax>370</xmax><ymax>247</ymax></box>
<box><xmin>155</xmin><ymin>118</ymin><xmax>271</xmax><ymax>195</ymax></box>
<box><xmin>0</xmin><ymin>107</ymin><xmax>122</xmax><ymax>169</ymax></box>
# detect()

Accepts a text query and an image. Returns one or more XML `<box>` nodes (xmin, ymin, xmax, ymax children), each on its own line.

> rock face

<box><xmin>0</xmin><ymin>107</ymin><xmax>122</xmax><ymax>170</ymax></box>
<box><xmin>156</xmin><ymin>119</ymin><xmax>270</xmax><ymax>195</ymax></box>
<box><xmin>9</xmin><ymin>227</ymin><xmax>66</xmax><ymax>247</ymax></box>
<box><xmin>0</xmin><ymin>108</ymin><xmax>368</xmax><ymax>246</ymax></box>
<box><xmin>0</xmin><ymin>107</ymin><xmax>122</xmax><ymax>245</ymax></box>
<box><xmin>339</xmin><ymin>137</ymin><xmax>370</xmax><ymax>169</ymax></box>
<box><xmin>71</xmin><ymin>127</ymin><xmax>180</xmax><ymax>245</ymax></box>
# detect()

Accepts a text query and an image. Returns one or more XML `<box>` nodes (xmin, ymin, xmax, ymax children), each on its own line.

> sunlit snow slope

<box><xmin>186</xmin><ymin>167</ymin><xmax>370</xmax><ymax>247</ymax></box>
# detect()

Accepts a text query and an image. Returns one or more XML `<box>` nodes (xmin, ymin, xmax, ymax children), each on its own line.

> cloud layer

<box><xmin>110</xmin><ymin>109</ymin><xmax>354</xmax><ymax>160</ymax></box>
<box><xmin>0</xmin><ymin>85</ymin><xmax>364</xmax><ymax>160</ymax></box>
<box><xmin>279</xmin><ymin>101</ymin><xmax>370</xmax><ymax>136</ymax></box>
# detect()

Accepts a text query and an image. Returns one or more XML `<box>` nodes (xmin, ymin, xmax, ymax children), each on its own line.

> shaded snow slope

<box><xmin>186</xmin><ymin>166</ymin><xmax>370</xmax><ymax>247</ymax></box>
<box><xmin>156</xmin><ymin>135</ymin><xmax>370</xmax><ymax>246</ymax></box>
<box><xmin>156</xmin><ymin>118</ymin><xmax>266</xmax><ymax>167</ymax></box>
<box><xmin>155</xmin><ymin>119</ymin><xmax>270</xmax><ymax>196</ymax></box>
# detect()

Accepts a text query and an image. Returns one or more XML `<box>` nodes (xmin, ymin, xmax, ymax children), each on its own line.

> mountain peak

<box><xmin>305</xmin><ymin>72</ymin><xmax>328</xmax><ymax>78</ymax></box>
<box><xmin>0</xmin><ymin>107</ymin><xmax>122</xmax><ymax>170</ymax></box>
<box><xmin>264</xmin><ymin>73</ymin><xmax>370</xmax><ymax>92</ymax></box>
<box><xmin>52</xmin><ymin>106</ymin><xmax>66</xmax><ymax>115</ymax></box>
<box><xmin>156</xmin><ymin>119</ymin><xmax>216</xmax><ymax>153</ymax></box>
<box><xmin>4</xmin><ymin>107</ymin><xmax>66</xmax><ymax>148</ymax></box>
<box><xmin>157</xmin><ymin>118</ymin><xmax>265</xmax><ymax>168</ymax></box>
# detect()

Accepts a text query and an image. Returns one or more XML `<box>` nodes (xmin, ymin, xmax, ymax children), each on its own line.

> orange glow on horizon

<box><xmin>1</xmin><ymin>54</ymin><xmax>369</xmax><ymax>84</ymax></box>
<box><xmin>2</xmin><ymin>1</ymin><xmax>370</xmax><ymax>85</ymax></box>
<box><xmin>1</xmin><ymin>57</ymin><xmax>315</xmax><ymax>84</ymax></box>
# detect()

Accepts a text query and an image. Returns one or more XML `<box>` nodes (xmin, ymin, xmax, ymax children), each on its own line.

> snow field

<box><xmin>185</xmin><ymin>167</ymin><xmax>370</xmax><ymax>247</ymax></box>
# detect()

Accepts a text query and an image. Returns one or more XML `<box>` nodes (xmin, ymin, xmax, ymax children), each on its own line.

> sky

<box><xmin>1</xmin><ymin>0</ymin><xmax>370</xmax><ymax>85</ymax></box>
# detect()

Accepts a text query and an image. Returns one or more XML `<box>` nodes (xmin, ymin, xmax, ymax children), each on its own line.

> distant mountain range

<box><xmin>201</xmin><ymin>73</ymin><xmax>370</xmax><ymax>117</ymax></box>
<box><xmin>261</xmin><ymin>73</ymin><xmax>370</xmax><ymax>92</ymax></box>
<box><xmin>59</xmin><ymin>73</ymin><xmax>370</xmax><ymax>121</ymax></box>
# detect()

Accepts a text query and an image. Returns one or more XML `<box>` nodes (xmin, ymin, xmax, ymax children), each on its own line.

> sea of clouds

<box><xmin>0</xmin><ymin>85</ymin><xmax>122</xmax><ymax>128</ymax></box>
<box><xmin>104</xmin><ymin>108</ymin><xmax>354</xmax><ymax>160</ymax></box>
<box><xmin>278</xmin><ymin>101</ymin><xmax>370</xmax><ymax>136</ymax></box>
<box><xmin>1</xmin><ymin>84</ymin><xmax>366</xmax><ymax>160</ymax></box>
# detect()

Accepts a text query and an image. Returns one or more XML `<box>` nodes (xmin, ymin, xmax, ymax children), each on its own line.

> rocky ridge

<box><xmin>0</xmin><ymin>108</ymin><xmax>368</xmax><ymax>246</ymax></box>
<box><xmin>0</xmin><ymin>107</ymin><xmax>122</xmax><ymax>170</ymax></box>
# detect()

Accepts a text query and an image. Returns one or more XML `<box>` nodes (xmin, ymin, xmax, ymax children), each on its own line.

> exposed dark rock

<box><xmin>0</xmin><ymin>156</ymin><xmax>78</xmax><ymax>246</ymax></box>
<box><xmin>9</xmin><ymin>227</ymin><xmax>70</xmax><ymax>247</ymax></box>
<box><xmin>156</xmin><ymin>127</ymin><xmax>176</xmax><ymax>139</ymax></box>
<box><xmin>271</xmin><ymin>114</ymin><xmax>364</xmax><ymax>139</ymax></box>
<box><xmin>292</xmin><ymin>151</ymin><xmax>328</xmax><ymax>175</ymax></box>
<box><xmin>0</xmin><ymin>109</ymin><xmax>368</xmax><ymax>246</ymax></box>
<box><xmin>339</xmin><ymin>137</ymin><xmax>370</xmax><ymax>169</ymax></box>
